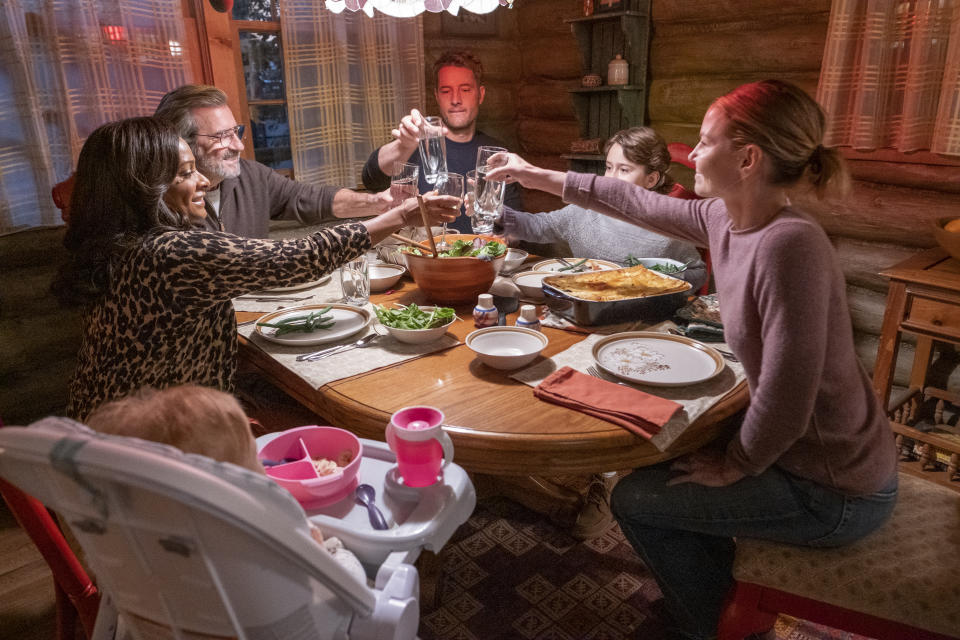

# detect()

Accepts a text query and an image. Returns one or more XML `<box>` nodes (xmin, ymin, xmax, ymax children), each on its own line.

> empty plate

<box><xmin>592</xmin><ymin>331</ymin><xmax>724</xmax><ymax>386</ymax></box>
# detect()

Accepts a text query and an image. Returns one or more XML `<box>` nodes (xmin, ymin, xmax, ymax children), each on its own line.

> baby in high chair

<box><xmin>85</xmin><ymin>384</ymin><xmax>366</xmax><ymax>581</ymax></box>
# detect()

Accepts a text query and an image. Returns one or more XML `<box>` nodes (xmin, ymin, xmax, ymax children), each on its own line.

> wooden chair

<box><xmin>718</xmin><ymin>472</ymin><xmax>960</xmax><ymax>640</ymax></box>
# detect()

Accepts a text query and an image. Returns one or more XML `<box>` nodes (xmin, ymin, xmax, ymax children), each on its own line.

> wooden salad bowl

<box><xmin>933</xmin><ymin>216</ymin><xmax>960</xmax><ymax>262</ymax></box>
<box><xmin>402</xmin><ymin>233</ymin><xmax>506</xmax><ymax>304</ymax></box>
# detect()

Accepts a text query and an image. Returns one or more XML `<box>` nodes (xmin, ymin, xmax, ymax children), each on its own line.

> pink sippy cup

<box><xmin>386</xmin><ymin>406</ymin><xmax>454</xmax><ymax>487</ymax></box>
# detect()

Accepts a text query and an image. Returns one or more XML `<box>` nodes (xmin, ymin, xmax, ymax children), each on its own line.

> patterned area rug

<box><xmin>418</xmin><ymin>496</ymin><xmax>870</xmax><ymax>640</ymax></box>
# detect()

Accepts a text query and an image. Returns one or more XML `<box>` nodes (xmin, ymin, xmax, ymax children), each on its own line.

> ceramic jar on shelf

<box><xmin>607</xmin><ymin>54</ymin><xmax>629</xmax><ymax>86</ymax></box>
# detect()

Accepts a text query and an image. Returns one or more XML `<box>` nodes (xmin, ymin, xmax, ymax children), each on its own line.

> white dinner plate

<box><xmin>592</xmin><ymin>331</ymin><xmax>724</xmax><ymax>387</ymax></box>
<box><xmin>255</xmin><ymin>304</ymin><xmax>372</xmax><ymax>346</ymax></box>
<box><xmin>257</xmin><ymin>274</ymin><xmax>332</xmax><ymax>294</ymax></box>
<box><xmin>533</xmin><ymin>258</ymin><xmax>620</xmax><ymax>273</ymax></box>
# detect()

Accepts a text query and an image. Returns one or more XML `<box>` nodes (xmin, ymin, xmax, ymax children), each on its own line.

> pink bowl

<box><xmin>259</xmin><ymin>426</ymin><xmax>362</xmax><ymax>507</ymax></box>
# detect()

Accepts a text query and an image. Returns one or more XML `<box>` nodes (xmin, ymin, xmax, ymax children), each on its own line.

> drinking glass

<box><xmin>340</xmin><ymin>255</ymin><xmax>370</xmax><ymax>306</ymax></box>
<box><xmin>390</xmin><ymin>162</ymin><xmax>419</xmax><ymax>206</ymax></box>
<box><xmin>476</xmin><ymin>145</ymin><xmax>507</xmax><ymax>172</ymax></box>
<box><xmin>468</xmin><ymin>166</ymin><xmax>504</xmax><ymax>235</ymax></box>
<box><xmin>432</xmin><ymin>171</ymin><xmax>464</xmax><ymax>249</ymax></box>
<box><xmin>417</xmin><ymin>116</ymin><xmax>447</xmax><ymax>185</ymax></box>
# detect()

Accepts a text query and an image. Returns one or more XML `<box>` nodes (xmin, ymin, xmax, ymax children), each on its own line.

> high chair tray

<box><xmin>256</xmin><ymin>432</ymin><xmax>475</xmax><ymax>568</ymax></box>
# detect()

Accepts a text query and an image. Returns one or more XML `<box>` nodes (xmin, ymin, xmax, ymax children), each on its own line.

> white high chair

<box><xmin>0</xmin><ymin>417</ymin><xmax>475</xmax><ymax>640</ymax></box>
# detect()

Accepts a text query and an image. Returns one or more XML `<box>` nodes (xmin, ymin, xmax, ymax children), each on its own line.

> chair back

<box><xmin>668</xmin><ymin>142</ymin><xmax>695</xmax><ymax>169</ymax></box>
<box><xmin>51</xmin><ymin>174</ymin><xmax>76</xmax><ymax>224</ymax></box>
<box><xmin>0</xmin><ymin>417</ymin><xmax>419</xmax><ymax>640</ymax></box>
<box><xmin>666</xmin><ymin>142</ymin><xmax>711</xmax><ymax>294</ymax></box>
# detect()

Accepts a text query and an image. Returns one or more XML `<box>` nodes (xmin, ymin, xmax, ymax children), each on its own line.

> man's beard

<box><xmin>197</xmin><ymin>151</ymin><xmax>242</xmax><ymax>182</ymax></box>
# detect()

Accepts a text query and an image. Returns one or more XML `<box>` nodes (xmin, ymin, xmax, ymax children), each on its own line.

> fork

<box><xmin>297</xmin><ymin>332</ymin><xmax>381</xmax><ymax>362</ymax></box>
<box><xmin>586</xmin><ymin>365</ymin><xmax>629</xmax><ymax>386</ymax></box>
<box><xmin>666</xmin><ymin>327</ymin><xmax>739</xmax><ymax>362</ymax></box>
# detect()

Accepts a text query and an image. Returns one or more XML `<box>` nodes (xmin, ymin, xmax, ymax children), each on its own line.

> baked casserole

<box><xmin>543</xmin><ymin>265</ymin><xmax>690</xmax><ymax>302</ymax></box>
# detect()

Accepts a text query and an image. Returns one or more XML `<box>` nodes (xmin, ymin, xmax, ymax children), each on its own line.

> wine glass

<box><xmin>432</xmin><ymin>171</ymin><xmax>464</xmax><ymax>250</ymax></box>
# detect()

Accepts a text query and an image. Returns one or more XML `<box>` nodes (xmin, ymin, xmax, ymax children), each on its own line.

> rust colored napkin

<box><xmin>533</xmin><ymin>366</ymin><xmax>683</xmax><ymax>439</ymax></box>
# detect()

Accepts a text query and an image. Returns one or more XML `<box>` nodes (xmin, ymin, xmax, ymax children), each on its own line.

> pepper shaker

<box><xmin>515</xmin><ymin>304</ymin><xmax>541</xmax><ymax>332</ymax></box>
<box><xmin>473</xmin><ymin>293</ymin><xmax>498</xmax><ymax>328</ymax></box>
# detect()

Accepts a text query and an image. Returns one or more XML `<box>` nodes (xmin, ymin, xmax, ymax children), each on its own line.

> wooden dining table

<box><xmin>236</xmin><ymin>265</ymin><xmax>749</xmax><ymax>514</ymax></box>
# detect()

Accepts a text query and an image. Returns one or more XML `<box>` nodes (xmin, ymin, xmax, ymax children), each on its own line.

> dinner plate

<box><xmin>255</xmin><ymin>304</ymin><xmax>372</xmax><ymax>346</ymax></box>
<box><xmin>257</xmin><ymin>274</ymin><xmax>333</xmax><ymax>294</ymax></box>
<box><xmin>533</xmin><ymin>258</ymin><xmax>620</xmax><ymax>273</ymax></box>
<box><xmin>592</xmin><ymin>331</ymin><xmax>724</xmax><ymax>386</ymax></box>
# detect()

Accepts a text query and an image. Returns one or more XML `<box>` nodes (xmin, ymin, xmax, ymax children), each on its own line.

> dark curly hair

<box><xmin>53</xmin><ymin>117</ymin><xmax>188</xmax><ymax>306</ymax></box>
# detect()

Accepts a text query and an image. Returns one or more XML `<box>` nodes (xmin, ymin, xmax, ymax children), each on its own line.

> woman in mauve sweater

<box><xmin>485</xmin><ymin>80</ymin><xmax>897</xmax><ymax>640</ymax></box>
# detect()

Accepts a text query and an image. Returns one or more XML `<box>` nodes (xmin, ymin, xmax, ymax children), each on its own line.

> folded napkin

<box><xmin>533</xmin><ymin>366</ymin><xmax>684</xmax><ymax>440</ymax></box>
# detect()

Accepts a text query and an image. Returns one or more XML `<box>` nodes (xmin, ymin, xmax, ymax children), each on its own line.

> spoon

<box><xmin>355</xmin><ymin>484</ymin><xmax>389</xmax><ymax>530</ymax></box>
<box><xmin>296</xmin><ymin>333</ymin><xmax>381</xmax><ymax>361</ymax></box>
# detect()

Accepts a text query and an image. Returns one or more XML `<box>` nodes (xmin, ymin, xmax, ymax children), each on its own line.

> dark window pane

<box><xmin>239</xmin><ymin>31</ymin><xmax>284</xmax><ymax>101</ymax></box>
<box><xmin>250</xmin><ymin>104</ymin><xmax>292</xmax><ymax>170</ymax></box>
<box><xmin>232</xmin><ymin>0</ymin><xmax>273</xmax><ymax>21</ymax></box>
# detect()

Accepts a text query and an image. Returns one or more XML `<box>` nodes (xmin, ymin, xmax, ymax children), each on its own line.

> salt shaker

<box><xmin>607</xmin><ymin>54</ymin><xmax>629</xmax><ymax>86</ymax></box>
<box><xmin>515</xmin><ymin>304</ymin><xmax>541</xmax><ymax>332</ymax></box>
<box><xmin>473</xmin><ymin>293</ymin><xmax>498</xmax><ymax>328</ymax></box>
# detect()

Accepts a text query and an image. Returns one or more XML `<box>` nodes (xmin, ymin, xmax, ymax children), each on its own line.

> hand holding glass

<box><xmin>390</xmin><ymin>162</ymin><xmax>419</xmax><ymax>207</ymax></box>
<box><xmin>417</xmin><ymin>116</ymin><xmax>447</xmax><ymax>185</ymax></box>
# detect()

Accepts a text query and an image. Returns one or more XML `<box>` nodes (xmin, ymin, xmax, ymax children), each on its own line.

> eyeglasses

<box><xmin>196</xmin><ymin>124</ymin><xmax>245</xmax><ymax>147</ymax></box>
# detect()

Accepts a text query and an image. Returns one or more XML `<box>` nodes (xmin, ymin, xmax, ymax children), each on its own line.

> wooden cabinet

<box><xmin>563</xmin><ymin>1</ymin><xmax>650</xmax><ymax>174</ymax></box>
<box><xmin>873</xmin><ymin>248</ymin><xmax>960</xmax><ymax>489</ymax></box>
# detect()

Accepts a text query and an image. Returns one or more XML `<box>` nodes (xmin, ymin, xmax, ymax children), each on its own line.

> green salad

<box><xmin>623</xmin><ymin>255</ymin><xmax>683</xmax><ymax>274</ymax></box>
<box><xmin>375</xmin><ymin>303</ymin><xmax>456</xmax><ymax>330</ymax></box>
<box><xmin>406</xmin><ymin>239</ymin><xmax>507</xmax><ymax>259</ymax></box>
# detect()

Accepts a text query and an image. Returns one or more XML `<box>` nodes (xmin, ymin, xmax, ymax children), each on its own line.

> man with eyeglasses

<box><xmin>156</xmin><ymin>84</ymin><xmax>391</xmax><ymax>238</ymax></box>
<box><xmin>361</xmin><ymin>50</ymin><xmax>522</xmax><ymax>234</ymax></box>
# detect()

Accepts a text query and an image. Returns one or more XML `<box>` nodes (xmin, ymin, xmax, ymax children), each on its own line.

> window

<box><xmin>232</xmin><ymin>0</ymin><xmax>293</xmax><ymax>173</ymax></box>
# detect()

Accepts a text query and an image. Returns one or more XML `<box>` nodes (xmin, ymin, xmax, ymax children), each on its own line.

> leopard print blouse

<box><xmin>67</xmin><ymin>223</ymin><xmax>370</xmax><ymax>420</ymax></box>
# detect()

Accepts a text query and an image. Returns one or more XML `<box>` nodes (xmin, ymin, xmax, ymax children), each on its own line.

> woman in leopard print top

<box><xmin>55</xmin><ymin>118</ymin><xmax>458</xmax><ymax>420</ymax></box>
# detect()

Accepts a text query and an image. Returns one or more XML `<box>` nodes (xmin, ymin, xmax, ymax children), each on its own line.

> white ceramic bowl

<box><xmin>512</xmin><ymin>270</ymin><xmax>552</xmax><ymax>301</ymax></box>
<box><xmin>502</xmin><ymin>248</ymin><xmax>529</xmax><ymax>273</ymax></box>
<box><xmin>380</xmin><ymin>307</ymin><xmax>455</xmax><ymax>344</ymax></box>
<box><xmin>369</xmin><ymin>263</ymin><xmax>406</xmax><ymax>292</ymax></box>
<box><xmin>466</xmin><ymin>326</ymin><xmax>548</xmax><ymax>370</ymax></box>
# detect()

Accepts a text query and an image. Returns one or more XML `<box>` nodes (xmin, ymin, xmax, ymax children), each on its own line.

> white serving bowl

<box><xmin>502</xmin><ymin>248</ymin><xmax>529</xmax><ymax>273</ymax></box>
<box><xmin>380</xmin><ymin>307</ymin><xmax>455</xmax><ymax>344</ymax></box>
<box><xmin>466</xmin><ymin>326</ymin><xmax>548</xmax><ymax>370</ymax></box>
<box><xmin>369</xmin><ymin>263</ymin><xmax>406</xmax><ymax>292</ymax></box>
<box><xmin>512</xmin><ymin>270</ymin><xmax>552</xmax><ymax>301</ymax></box>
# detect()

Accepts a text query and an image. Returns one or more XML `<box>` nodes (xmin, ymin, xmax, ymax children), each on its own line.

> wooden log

<box><xmin>521</xmin><ymin>38</ymin><xmax>583</xmax><ymax>80</ymax></box>
<box><xmin>0</xmin><ymin>361</ymin><xmax>73</xmax><ymax>425</ymax></box>
<box><xmin>648</xmin><ymin>73</ymin><xmax>820</xmax><ymax>123</ymax></box>
<box><xmin>848</xmin><ymin>159</ymin><xmax>960</xmax><ymax>194</ymax></box>
<box><xmin>652</xmin><ymin>0</ymin><xmax>830</xmax><ymax>24</ymax></box>
<box><xmin>795</xmin><ymin>180</ymin><xmax>960</xmax><ymax>246</ymax></box>
<box><xmin>518</xmin><ymin>80</ymin><xmax>580</xmax><ymax>119</ymax></box>
<box><xmin>478</xmin><ymin>83</ymin><xmax>517</xmax><ymax>123</ymax></box>
<box><xmin>855</xmin><ymin>332</ymin><xmax>917</xmax><ymax>388</ymax></box>
<box><xmin>651</xmin><ymin>21</ymin><xmax>828</xmax><ymax>77</ymax></box>
<box><xmin>648</xmin><ymin>122</ymin><xmax>700</xmax><ymax>148</ymax></box>
<box><xmin>847</xmin><ymin>284</ymin><xmax>901</xmax><ymax>337</ymax></box>
<box><xmin>518</xmin><ymin>118</ymin><xmax>581</xmax><ymax>156</ymax></box>
<box><xmin>833</xmin><ymin>237</ymin><xmax>923</xmax><ymax>292</ymax></box>
<box><xmin>518</xmin><ymin>0</ymin><xmax>580</xmax><ymax>37</ymax></box>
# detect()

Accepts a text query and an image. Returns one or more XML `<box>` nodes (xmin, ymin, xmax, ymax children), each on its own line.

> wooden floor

<box><xmin>0</xmin><ymin>499</ymin><xmax>57</xmax><ymax>640</ymax></box>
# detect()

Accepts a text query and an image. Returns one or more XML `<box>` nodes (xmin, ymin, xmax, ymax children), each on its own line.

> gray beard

<box><xmin>198</xmin><ymin>154</ymin><xmax>241</xmax><ymax>183</ymax></box>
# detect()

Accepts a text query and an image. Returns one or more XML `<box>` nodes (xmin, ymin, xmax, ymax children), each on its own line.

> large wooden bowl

<box><xmin>934</xmin><ymin>217</ymin><xmax>960</xmax><ymax>262</ymax></box>
<box><xmin>402</xmin><ymin>233</ymin><xmax>506</xmax><ymax>304</ymax></box>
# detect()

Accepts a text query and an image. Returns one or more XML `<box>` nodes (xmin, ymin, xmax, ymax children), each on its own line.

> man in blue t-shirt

<box><xmin>361</xmin><ymin>50</ymin><xmax>522</xmax><ymax>234</ymax></box>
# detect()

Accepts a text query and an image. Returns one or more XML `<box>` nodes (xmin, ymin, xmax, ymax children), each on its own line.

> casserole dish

<box><xmin>542</xmin><ymin>267</ymin><xmax>692</xmax><ymax>326</ymax></box>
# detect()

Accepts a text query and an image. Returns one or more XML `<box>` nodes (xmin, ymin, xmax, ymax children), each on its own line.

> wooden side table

<box><xmin>873</xmin><ymin>247</ymin><xmax>960</xmax><ymax>487</ymax></box>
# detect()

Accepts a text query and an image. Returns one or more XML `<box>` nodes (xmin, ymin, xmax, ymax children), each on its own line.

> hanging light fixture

<box><xmin>324</xmin><ymin>0</ymin><xmax>514</xmax><ymax>18</ymax></box>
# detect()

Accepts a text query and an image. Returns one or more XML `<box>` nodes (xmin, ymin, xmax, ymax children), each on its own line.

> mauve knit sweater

<box><xmin>563</xmin><ymin>172</ymin><xmax>896</xmax><ymax>495</ymax></box>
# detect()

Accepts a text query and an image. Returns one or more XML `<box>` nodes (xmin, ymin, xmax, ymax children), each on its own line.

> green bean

<box><xmin>558</xmin><ymin>258</ymin><xmax>589</xmax><ymax>272</ymax></box>
<box><xmin>257</xmin><ymin>306</ymin><xmax>335</xmax><ymax>334</ymax></box>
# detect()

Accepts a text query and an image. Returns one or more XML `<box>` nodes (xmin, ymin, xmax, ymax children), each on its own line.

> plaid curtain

<box><xmin>817</xmin><ymin>0</ymin><xmax>960</xmax><ymax>156</ymax></box>
<box><xmin>279</xmin><ymin>1</ymin><xmax>424</xmax><ymax>188</ymax></box>
<box><xmin>0</xmin><ymin>0</ymin><xmax>193</xmax><ymax>234</ymax></box>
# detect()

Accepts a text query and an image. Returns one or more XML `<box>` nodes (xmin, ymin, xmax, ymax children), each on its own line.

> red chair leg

<box><xmin>718</xmin><ymin>581</ymin><xmax>778</xmax><ymax>640</ymax></box>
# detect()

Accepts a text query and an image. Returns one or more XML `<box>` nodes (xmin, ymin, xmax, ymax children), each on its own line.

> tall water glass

<box><xmin>469</xmin><ymin>164</ymin><xmax>506</xmax><ymax>236</ymax></box>
<box><xmin>390</xmin><ymin>162</ymin><xmax>419</xmax><ymax>206</ymax></box>
<box><xmin>433</xmin><ymin>172</ymin><xmax>464</xmax><ymax>247</ymax></box>
<box><xmin>340</xmin><ymin>255</ymin><xmax>370</xmax><ymax>306</ymax></box>
<box><xmin>418</xmin><ymin>116</ymin><xmax>447</xmax><ymax>185</ymax></box>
